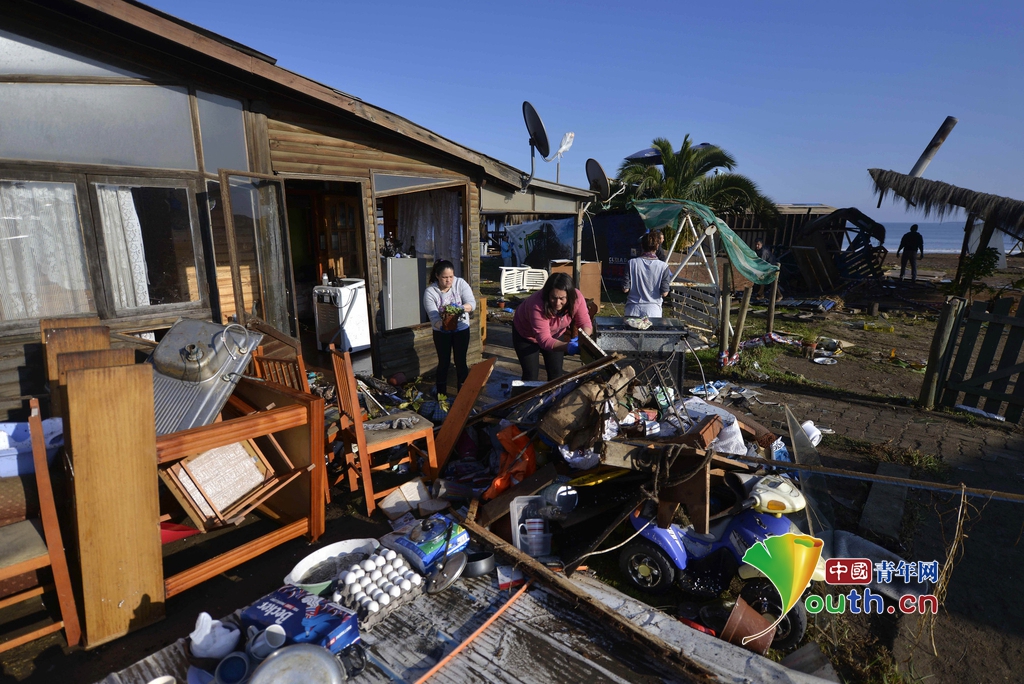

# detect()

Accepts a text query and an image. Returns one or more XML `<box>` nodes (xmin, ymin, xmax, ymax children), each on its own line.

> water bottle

<box><xmin>322</xmin><ymin>273</ymin><xmax>330</xmax><ymax>286</ymax></box>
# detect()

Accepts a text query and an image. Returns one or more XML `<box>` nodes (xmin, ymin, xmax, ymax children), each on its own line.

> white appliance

<box><xmin>382</xmin><ymin>257</ymin><xmax>427</xmax><ymax>330</ymax></box>
<box><xmin>313</xmin><ymin>279</ymin><xmax>370</xmax><ymax>352</ymax></box>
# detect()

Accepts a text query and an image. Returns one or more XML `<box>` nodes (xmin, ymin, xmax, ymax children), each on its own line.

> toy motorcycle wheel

<box><xmin>740</xmin><ymin>579</ymin><xmax>807</xmax><ymax>652</ymax></box>
<box><xmin>619</xmin><ymin>541</ymin><xmax>676</xmax><ymax>594</ymax></box>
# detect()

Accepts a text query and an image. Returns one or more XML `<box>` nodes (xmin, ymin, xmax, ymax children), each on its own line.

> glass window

<box><xmin>221</xmin><ymin>175</ymin><xmax>295</xmax><ymax>336</ymax></box>
<box><xmin>0</xmin><ymin>28</ymin><xmax>142</xmax><ymax>77</ymax></box>
<box><xmin>0</xmin><ymin>180</ymin><xmax>94</xmax><ymax>321</ymax></box>
<box><xmin>94</xmin><ymin>183</ymin><xmax>199</xmax><ymax>309</ymax></box>
<box><xmin>197</xmin><ymin>91</ymin><xmax>248</xmax><ymax>174</ymax></box>
<box><xmin>0</xmin><ymin>84</ymin><xmax>197</xmax><ymax>170</ymax></box>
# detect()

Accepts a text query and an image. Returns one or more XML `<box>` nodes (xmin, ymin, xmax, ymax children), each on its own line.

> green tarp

<box><xmin>632</xmin><ymin>199</ymin><xmax>779</xmax><ymax>285</ymax></box>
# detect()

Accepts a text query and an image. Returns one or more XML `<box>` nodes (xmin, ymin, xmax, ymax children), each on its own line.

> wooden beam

<box><xmin>475</xmin><ymin>464</ymin><xmax>558</xmax><ymax>528</ymax></box>
<box><xmin>461</xmin><ymin>517</ymin><xmax>713</xmax><ymax>681</ymax></box>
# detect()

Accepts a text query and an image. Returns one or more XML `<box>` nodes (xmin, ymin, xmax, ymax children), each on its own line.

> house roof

<box><xmin>63</xmin><ymin>0</ymin><xmax>592</xmax><ymax>200</ymax></box>
<box><xmin>870</xmin><ymin>168</ymin><xmax>1024</xmax><ymax>242</ymax></box>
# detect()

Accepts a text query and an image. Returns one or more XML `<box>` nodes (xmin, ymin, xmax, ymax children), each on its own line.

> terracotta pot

<box><xmin>719</xmin><ymin>597</ymin><xmax>776</xmax><ymax>655</ymax></box>
<box><xmin>441</xmin><ymin>313</ymin><xmax>460</xmax><ymax>331</ymax></box>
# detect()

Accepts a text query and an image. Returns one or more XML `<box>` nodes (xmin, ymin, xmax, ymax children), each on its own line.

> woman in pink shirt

<box><xmin>511</xmin><ymin>272</ymin><xmax>593</xmax><ymax>381</ymax></box>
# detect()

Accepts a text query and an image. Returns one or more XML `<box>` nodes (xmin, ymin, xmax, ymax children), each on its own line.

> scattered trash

<box><xmin>954</xmin><ymin>404</ymin><xmax>1006</xmax><ymax>422</ymax></box>
<box><xmin>813</xmin><ymin>357</ymin><xmax>838</xmax><ymax>365</ymax></box>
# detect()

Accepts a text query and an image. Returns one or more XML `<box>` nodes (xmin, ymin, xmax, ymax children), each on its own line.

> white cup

<box><xmin>800</xmin><ymin>420</ymin><xmax>822</xmax><ymax>447</ymax></box>
<box><xmin>246</xmin><ymin>624</ymin><xmax>287</xmax><ymax>660</ymax></box>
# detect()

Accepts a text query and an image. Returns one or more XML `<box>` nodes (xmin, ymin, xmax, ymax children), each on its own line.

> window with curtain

<box><xmin>0</xmin><ymin>180</ymin><xmax>94</xmax><ymax>321</ymax></box>
<box><xmin>94</xmin><ymin>183</ymin><xmax>199</xmax><ymax>310</ymax></box>
<box><xmin>395</xmin><ymin>188</ymin><xmax>463</xmax><ymax>275</ymax></box>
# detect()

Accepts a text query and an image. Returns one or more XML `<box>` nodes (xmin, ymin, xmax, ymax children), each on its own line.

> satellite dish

<box><xmin>624</xmin><ymin>147</ymin><xmax>663</xmax><ymax>165</ymax></box>
<box><xmin>523</xmin><ymin>101</ymin><xmax>550</xmax><ymax>158</ymax></box>
<box><xmin>519</xmin><ymin>101</ymin><xmax>551</xmax><ymax>192</ymax></box>
<box><xmin>586</xmin><ymin>158</ymin><xmax>610</xmax><ymax>202</ymax></box>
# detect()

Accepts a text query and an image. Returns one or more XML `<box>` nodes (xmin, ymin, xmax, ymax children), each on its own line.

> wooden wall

<box><xmin>265</xmin><ymin>110</ymin><xmax>483</xmax><ymax>379</ymax></box>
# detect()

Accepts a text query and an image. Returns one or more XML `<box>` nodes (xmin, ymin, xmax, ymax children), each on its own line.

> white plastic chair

<box><xmin>523</xmin><ymin>269</ymin><xmax>548</xmax><ymax>291</ymax></box>
<box><xmin>499</xmin><ymin>267</ymin><xmax>528</xmax><ymax>295</ymax></box>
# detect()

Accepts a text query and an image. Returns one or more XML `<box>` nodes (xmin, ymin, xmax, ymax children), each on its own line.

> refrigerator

<box><xmin>382</xmin><ymin>257</ymin><xmax>427</xmax><ymax>330</ymax></box>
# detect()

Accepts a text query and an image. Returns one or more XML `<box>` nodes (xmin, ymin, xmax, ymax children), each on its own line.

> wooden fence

<box><xmin>920</xmin><ymin>296</ymin><xmax>1024</xmax><ymax>422</ymax></box>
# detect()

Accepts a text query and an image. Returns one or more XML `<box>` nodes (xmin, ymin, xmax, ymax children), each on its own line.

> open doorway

<box><xmin>284</xmin><ymin>179</ymin><xmax>366</xmax><ymax>321</ymax></box>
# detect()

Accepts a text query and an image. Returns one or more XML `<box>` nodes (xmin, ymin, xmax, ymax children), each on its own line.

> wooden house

<box><xmin>0</xmin><ymin>0</ymin><xmax>591</xmax><ymax>418</ymax></box>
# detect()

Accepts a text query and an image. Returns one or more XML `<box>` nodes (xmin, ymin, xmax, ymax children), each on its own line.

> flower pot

<box><xmin>441</xmin><ymin>313</ymin><xmax>460</xmax><ymax>331</ymax></box>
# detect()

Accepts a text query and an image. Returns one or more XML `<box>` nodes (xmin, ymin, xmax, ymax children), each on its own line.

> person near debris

<box><xmin>897</xmin><ymin>224</ymin><xmax>924</xmax><ymax>282</ymax></box>
<box><xmin>623</xmin><ymin>231</ymin><xmax>672</xmax><ymax>318</ymax></box>
<box><xmin>512</xmin><ymin>272</ymin><xmax>593</xmax><ymax>382</ymax></box>
<box><xmin>754</xmin><ymin>238</ymin><xmax>778</xmax><ymax>300</ymax></box>
<box><xmin>423</xmin><ymin>260</ymin><xmax>475</xmax><ymax>396</ymax></box>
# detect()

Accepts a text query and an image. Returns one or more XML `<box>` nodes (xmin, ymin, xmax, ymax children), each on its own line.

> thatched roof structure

<box><xmin>869</xmin><ymin>169</ymin><xmax>1024</xmax><ymax>241</ymax></box>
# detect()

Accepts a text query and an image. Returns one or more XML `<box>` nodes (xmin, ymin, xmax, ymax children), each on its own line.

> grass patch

<box><xmin>820</xmin><ymin>434</ymin><xmax>947</xmax><ymax>480</ymax></box>
<box><xmin>814</xmin><ymin>608</ymin><xmax>916</xmax><ymax>683</ymax></box>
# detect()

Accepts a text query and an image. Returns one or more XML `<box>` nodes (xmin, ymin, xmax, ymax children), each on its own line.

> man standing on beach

<box><xmin>897</xmin><ymin>224</ymin><xmax>925</xmax><ymax>282</ymax></box>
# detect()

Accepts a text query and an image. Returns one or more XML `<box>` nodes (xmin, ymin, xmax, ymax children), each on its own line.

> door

<box><xmin>322</xmin><ymin>195</ymin><xmax>363</xmax><ymax>278</ymax></box>
<box><xmin>218</xmin><ymin>170</ymin><xmax>298</xmax><ymax>337</ymax></box>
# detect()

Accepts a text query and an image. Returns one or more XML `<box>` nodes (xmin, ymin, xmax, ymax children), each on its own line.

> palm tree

<box><xmin>614</xmin><ymin>135</ymin><xmax>778</xmax><ymax>224</ymax></box>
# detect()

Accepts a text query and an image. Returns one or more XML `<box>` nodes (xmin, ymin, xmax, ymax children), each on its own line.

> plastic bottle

<box><xmin>322</xmin><ymin>273</ymin><xmax>330</xmax><ymax>286</ymax></box>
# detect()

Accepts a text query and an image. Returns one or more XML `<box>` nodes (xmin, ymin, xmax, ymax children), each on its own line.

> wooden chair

<box><xmin>0</xmin><ymin>399</ymin><xmax>81</xmax><ymax>652</ymax></box>
<box><xmin>251</xmin><ymin>353</ymin><xmax>310</xmax><ymax>393</ymax></box>
<box><xmin>330</xmin><ymin>349</ymin><xmax>438</xmax><ymax>516</ymax></box>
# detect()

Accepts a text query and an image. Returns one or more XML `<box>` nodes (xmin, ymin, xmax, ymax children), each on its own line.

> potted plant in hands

<box><xmin>440</xmin><ymin>304</ymin><xmax>464</xmax><ymax>331</ymax></box>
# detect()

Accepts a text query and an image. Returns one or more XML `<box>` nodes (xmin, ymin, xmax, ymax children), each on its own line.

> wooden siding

<box><xmin>266</xmin><ymin>112</ymin><xmax>482</xmax><ymax>378</ymax></box>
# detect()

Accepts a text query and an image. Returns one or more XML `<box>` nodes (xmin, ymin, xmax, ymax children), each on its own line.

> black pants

<box><xmin>900</xmin><ymin>253</ymin><xmax>918</xmax><ymax>281</ymax></box>
<box><xmin>433</xmin><ymin>328</ymin><xmax>470</xmax><ymax>395</ymax></box>
<box><xmin>512</xmin><ymin>327</ymin><xmax>565</xmax><ymax>382</ymax></box>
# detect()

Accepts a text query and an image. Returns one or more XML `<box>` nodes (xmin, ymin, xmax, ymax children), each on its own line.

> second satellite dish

<box><xmin>585</xmin><ymin>158</ymin><xmax>611</xmax><ymax>202</ymax></box>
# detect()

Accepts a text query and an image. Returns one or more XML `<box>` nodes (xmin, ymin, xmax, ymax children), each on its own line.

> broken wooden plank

<box><xmin>433</xmin><ymin>358</ymin><xmax>495</xmax><ymax>474</ymax></box>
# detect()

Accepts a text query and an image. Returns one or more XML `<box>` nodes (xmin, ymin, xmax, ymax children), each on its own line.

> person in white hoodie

<box><xmin>422</xmin><ymin>260</ymin><xmax>475</xmax><ymax>396</ymax></box>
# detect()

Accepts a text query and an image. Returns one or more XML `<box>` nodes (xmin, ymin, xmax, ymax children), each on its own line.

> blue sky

<box><xmin>148</xmin><ymin>0</ymin><xmax>1022</xmax><ymax>222</ymax></box>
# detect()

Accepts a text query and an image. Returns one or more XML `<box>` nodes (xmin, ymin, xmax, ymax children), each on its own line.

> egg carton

<box><xmin>351</xmin><ymin>578</ymin><xmax>424</xmax><ymax>631</ymax></box>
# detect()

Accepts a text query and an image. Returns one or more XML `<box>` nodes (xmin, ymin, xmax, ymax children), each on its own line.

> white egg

<box><xmin>371</xmin><ymin>588</ymin><xmax>384</xmax><ymax>601</ymax></box>
<box><xmin>381</xmin><ymin>563</ymin><xmax>393</xmax><ymax>575</ymax></box>
<box><xmin>358</xmin><ymin>576</ymin><xmax>372</xmax><ymax>588</ymax></box>
<box><xmin>378</xmin><ymin>593</ymin><xmax>390</xmax><ymax>606</ymax></box>
<box><xmin>399</xmin><ymin>579</ymin><xmax>411</xmax><ymax>591</ymax></box>
<box><xmin>358</xmin><ymin>594</ymin><xmax>370</xmax><ymax>605</ymax></box>
<box><xmin>408</xmin><ymin>573</ymin><xmax>422</xmax><ymax>586</ymax></box>
<box><xmin>367</xmin><ymin>600</ymin><xmax>379</xmax><ymax>613</ymax></box>
<box><xmin>361</xmin><ymin>559</ymin><xmax>375</xmax><ymax>572</ymax></box>
<box><xmin>392</xmin><ymin>557</ymin><xmax>405</xmax><ymax>569</ymax></box>
<box><xmin>387</xmin><ymin>572</ymin><xmax>401</xmax><ymax>583</ymax></box>
<box><xmin>388</xmin><ymin>585</ymin><xmax>400</xmax><ymax>598</ymax></box>
<box><xmin>331</xmin><ymin>590</ymin><xmax>342</xmax><ymax>603</ymax></box>
<box><xmin>342</xmin><ymin>572</ymin><xmax>356</xmax><ymax>585</ymax></box>
<box><xmin>369</xmin><ymin>569</ymin><xmax>382</xmax><ymax>582</ymax></box>
<box><xmin>353</xmin><ymin>567</ymin><xmax>365</xmax><ymax>578</ymax></box>
<box><xmin>349</xmin><ymin>563</ymin><xmax>361</xmax><ymax>573</ymax></box>
<box><xmin>384</xmin><ymin>549</ymin><xmax>397</xmax><ymax>561</ymax></box>
<box><xmin>374</xmin><ymin>555</ymin><xmax>386</xmax><ymax>568</ymax></box>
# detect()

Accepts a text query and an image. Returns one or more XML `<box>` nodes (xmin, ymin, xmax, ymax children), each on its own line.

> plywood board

<box><xmin>56</xmin><ymin>348</ymin><xmax>135</xmax><ymax>386</ymax></box>
<box><xmin>44</xmin><ymin>326</ymin><xmax>111</xmax><ymax>417</ymax></box>
<box><xmin>64</xmin><ymin>364</ymin><xmax>163</xmax><ymax>647</ymax></box>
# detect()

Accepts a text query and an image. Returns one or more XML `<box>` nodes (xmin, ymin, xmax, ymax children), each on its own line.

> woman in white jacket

<box><xmin>422</xmin><ymin>260</ymin><xmax>475</xmax><ymax>396</ymax></box>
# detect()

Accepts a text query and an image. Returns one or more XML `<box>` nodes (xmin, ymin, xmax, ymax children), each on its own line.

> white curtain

<box><xmin>0</xmin><ymin>181</ymin><xmax>92</xmax><ymax>321</ymax></box>
<box><xmin>396</xmin><ymin>189</ymin><xmax>463</xmax><ymax>276</ymax></box>
<box><xmin>96</xmin><ymin>185</ymin><xmax>150</xmax><ymax>308</ymax></box>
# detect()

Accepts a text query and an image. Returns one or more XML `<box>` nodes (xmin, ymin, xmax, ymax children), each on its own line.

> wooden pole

<box><xmin>766</xmin><ymin>276</ymin><xmax>779</xmax><ymax>334</ymax></box>
<box><xmin>729</xmin><ymin>287</ymin><xmax>752</xmax><ymax>357</ymax></box>
<box><xmin>719</xmin><ymin>260</ymin><xmax>733</xmax><ymax>360</ymax></box>
<box><xmin>919</xmin><ymin>297</ymin><xmax>966</xmax><ymax>409</ymax></box>
<box><xmin>952</xmin><ymin>213</ymin><xmax>975</xmax><ymax>289</ymax></box>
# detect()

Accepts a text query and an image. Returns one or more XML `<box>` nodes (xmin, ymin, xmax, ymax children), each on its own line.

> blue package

<box><xmin>387</xmin><ymin>513</ymin><xmax>469</xmax><ymax>574</ymax></box>
<box><xmin>241</xmin><ymin>586</ymin><xmax>360</xmax><ymax>655</ymax></box>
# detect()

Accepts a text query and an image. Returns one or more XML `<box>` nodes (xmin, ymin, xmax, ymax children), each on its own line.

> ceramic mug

<box><xmin>246</xmin><ymin>624</ymin><xmax>287</xmax><ymax>660</ymax></box>
<box><xmin>214</xmin><ymin>651</ymin><xmax>251</xmax><ymax>684</ymax></box>
<box><xmin>145</xmin><ymin>678</ymin><xmax>176</xmax><ymax>684</ymax></box>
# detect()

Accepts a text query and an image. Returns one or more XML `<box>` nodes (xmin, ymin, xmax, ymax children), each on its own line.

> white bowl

<box><xmin>283</xmin><ymin>538</ymin><xmax>380</xmax><ymax>594</ymax></box>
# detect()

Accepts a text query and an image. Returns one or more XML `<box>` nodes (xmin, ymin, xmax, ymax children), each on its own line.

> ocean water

<box><xmin>883</xmin><ymin>222</ymin><xmax>1018</xmax><ymax>254</ymax></box>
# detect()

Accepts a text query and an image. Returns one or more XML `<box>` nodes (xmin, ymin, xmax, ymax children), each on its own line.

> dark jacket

<box><xmin>898</xmin><ymin>231</ymin><xmax>924</xmax><ymax>256</ymax></box>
